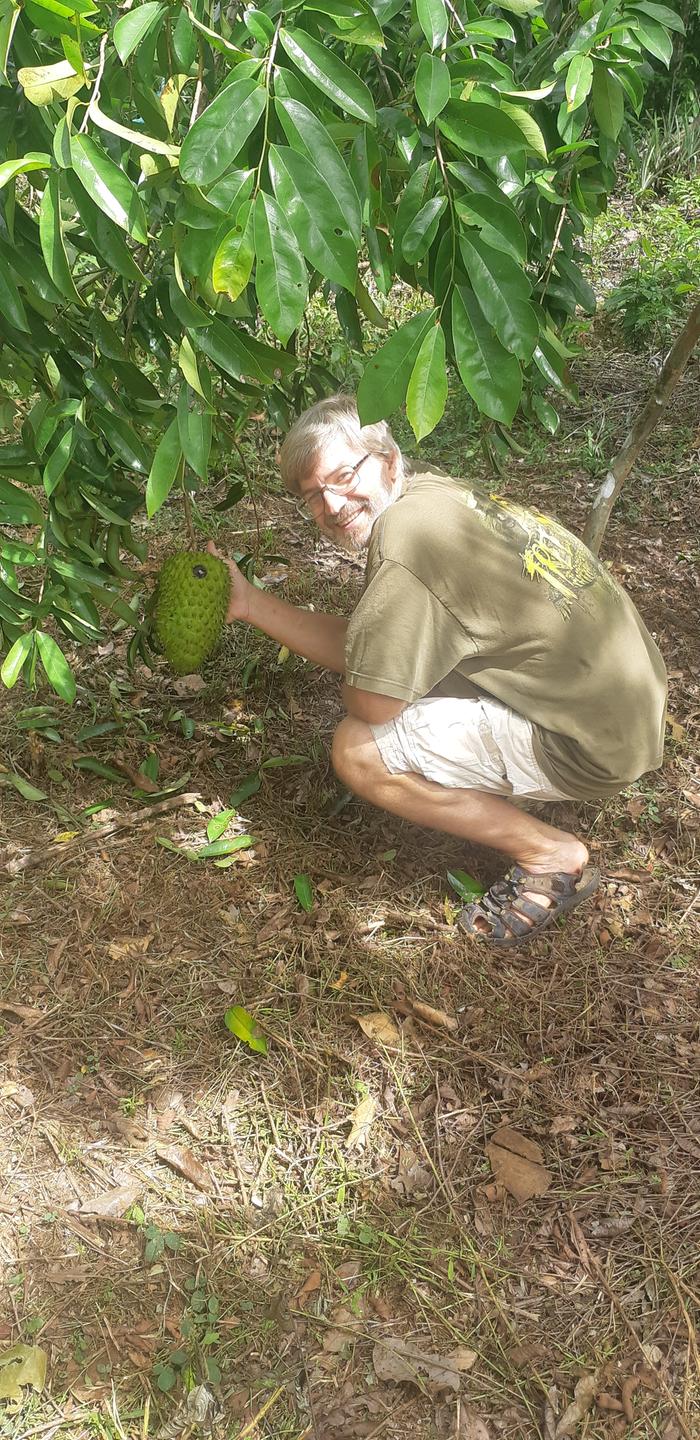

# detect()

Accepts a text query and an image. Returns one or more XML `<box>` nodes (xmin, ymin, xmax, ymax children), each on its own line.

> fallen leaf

<box><xmin>355</xmin><ymin>1012</ymin><xmax>401</xmax><ymax>1046</ymax></box>
<box><xmin>448</xmin><ymin>1345</ymin><xmax>477</xmax><ymax>1373</ymax></box>
<box><xmin>346</xmin><ymin>1096</ymin><xmax>377</xmax><ymax>1151</ymax></box>
<box><xmin>410</xmin><ymin>999</ymin><xmax>458</xmax><ymax>1032</ymax></box>
<box><xmin>0</xmin><ymin>1082</ymin><xmax>35</xmax><ymax>1109</ymax></box>
<box><xmin>555</xmin><ymin>1371</ymin><xmax>600</xmax><ymax>1437</ymax></box>
<box><xmin>683</xmin><ymin>790</ymin><xmax>700</xmax><ymax>809</ymax></box>
<box><xmin>0</xmin><ymin>1001</ymin><xmax>43</xmax><ymax>1024</ymax></box>
<box><xmin>173</xmin><ymin>674</ymin><xmax>207</xmax><ymax>696</ymax></box>
<box><xmin>665</xmin><ymin>714</ymin><xmax>685</xmax><ymax>742</ymax></box>
<box><xmin>0</xmin><ymin>1343</ymin><xmax>47</xmax><ymax>1402</ymax></box>
<box><xmin>107</xmin><ymin>934</ymin><xmax>153</xmax><ymax>961</ymax></box>
<box><xmin>155</xmin><ymin>1144</ymin><xmax>212</xmax><ymax>1194</ymax></box>
<box><xmin>486</xmin><ymin>1127</ymin><xmax>552</xmax><ymax>1202</ymax></box>
<box><xmin>330</xmin><ymin>970</ymin><xmax>349</xmax><ymax>990</ymax></box>
<box><xmin>373</xmin><ymin>1336</ymin><xmax>463</xmax><ymax>1393</ymax></box>
<box><xmin>459</xmin><ymin>1407</ymin><xmax>491</xmax><ymax>1440</ymax></box>
<box><xmin>294</xmin><ymin>1269</ymin><xmax>321</xmax><ymax>1307</ymax></box>
<box><xmin>78</xmin><ymin>1183</ymin><xmax>142</xmax><ymax>1219</ymax></box>
<box><xmin>626</xmin><ymin>797</ymin><xmax>646</xmax><ymax>821</ymax></box>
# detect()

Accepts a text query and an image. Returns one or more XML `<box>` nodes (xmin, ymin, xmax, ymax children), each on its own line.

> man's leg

<box><xmin>332</xmin><ymin>717</ymin><xmax>588</xmax><ymax>926</ymax></box>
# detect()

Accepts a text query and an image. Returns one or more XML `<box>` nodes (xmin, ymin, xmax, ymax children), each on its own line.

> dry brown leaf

<box><xmin>683</xmin><ymin>790</ymin><xmax>700</xmax><ymax>808</ymax></box>
<box><xmin>448</xmin><ymin>1345</ymin><xmax>477</xmax><ymax>1373</ymax></box>
<box><xmin>486</xmin><ymin>1126</ymin><xmax>552</xmax><ymax>1202</ymax></box>
<box><xmin>459</xmin><ymin>1407</ymin><xmax>491</xmax><ymax>1440</ymax></box>
<box><xmin>410</xmin><ymin>999</ymin><xmax>459</xmax><ymax>1032</ymax></box>
<box><xmin>373</xmin><ymin>1337</ymin><xmax>462</xmax><ymax>1393</ymax></box>
<box><xmin>78</xmin><ymin>1183</ymin><xmax>142</xmax><ymax>1219</ymax></box>
<box><xmin>555</xmin><ymin>1371</ymin><xmax>600</xmax><ymax>1437</ymax></box>
<box><xmin>355</xmin><ymin>1012</ymin><xmax>401</xmax><ymax>1046</ymax></box>
<box><xmin>0</xmin><ymin>1081</ymin><xmax>35</xmax><ymax>1109</ymax></box>
<box><xmin>294</xmin><ymin>1269</ymin><xmax>321</xmax><ymax>1306</ymax></box>
<box><xmin>107</xmin><ymin>934</ymin><xmax>153</xmax><ymax>961</ymax></box>
<box><xmin>173</xmin><ymin>673</ymin><xmax>206</xmax><ymax>695</ymax></box>
<box><xmin>0</xmin><ymin>1001</ymin><xmax>43</xmax><ymax>1024</ymax></box>
<box><xmin>155</xmin><ymin>1144</ymin><xmax>212</xmax><ymax>1193</ymax></box>
<box><xmin>346</xmin><ymin>1095</ymin><xmax>377</xmax><ymax>1151</ymax></box>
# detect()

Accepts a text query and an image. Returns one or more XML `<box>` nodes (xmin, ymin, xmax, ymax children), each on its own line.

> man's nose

<box><xmin>322</xmin><ymin>487</ymin><xmax>345</xmax><ymax>517</ymax></box>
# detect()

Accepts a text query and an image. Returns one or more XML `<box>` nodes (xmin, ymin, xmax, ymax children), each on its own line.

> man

<box><xmin>209</xmin><ymin>394</ymin><xmax>667</xmax><ymax>947</ymax></box>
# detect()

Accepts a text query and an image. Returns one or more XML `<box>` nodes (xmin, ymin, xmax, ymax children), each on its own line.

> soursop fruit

<box><xmin>154</xmin><ymin>551</ymin><xmax>230</xmax><ymax>674</ymax></box>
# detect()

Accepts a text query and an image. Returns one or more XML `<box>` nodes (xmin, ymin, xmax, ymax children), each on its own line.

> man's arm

<box><xmin>210</xmin><ymin>542</ymin><xmax>348</xmax><ymax>673</ymax></box>
<box><xmin>341</xmin><ymin>682</ymin><xmax>406</xmax><ymax>724</ymax></box>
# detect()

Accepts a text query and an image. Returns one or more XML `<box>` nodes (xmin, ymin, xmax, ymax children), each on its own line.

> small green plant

<box><xmin>128</xmin><ymin>1205</ymin><xmax>181</xmax><ymax>1265</ymax></box>
<box><xmin>153</xmin><ymin>1280</ymin><xmax>223</xmax><ymax>1393</ymax></box>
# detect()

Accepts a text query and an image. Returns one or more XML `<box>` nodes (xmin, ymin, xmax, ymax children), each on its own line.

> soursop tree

<box><xmin>0</xmin><ymin>0</ymin><xmax>681</xmax><ymax>695</ymax></box>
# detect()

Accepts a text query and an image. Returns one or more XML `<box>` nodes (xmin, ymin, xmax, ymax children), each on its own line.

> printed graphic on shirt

<box><xmin>462</xmin><ymin>488</ymin><xmax>620</xmax><ymax>618</ymax></box>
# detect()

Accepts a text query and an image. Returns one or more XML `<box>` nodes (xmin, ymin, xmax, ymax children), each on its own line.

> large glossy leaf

<box><xmin>459</xmin><ymin>233</ymin><xmax>538</xmax><ymax>363</ymax></box>
<box><xmin>23</xmin><ymin>0</ymin><xmax>101</xmax><ymax>39</ymax></box>
<box><xmin>357</xmin><ymin>308</ymin><xmax>437</xmax><ymax>424</ymax></box>
<box><xmin>146</xmin><ymin>420</ymin><xmax>182</xmax><ymax>518</ymax></box>
<box><xmin>212</xmin><ymin>202</ymin><xmax>255</xmax><ymax>302</ymax></box>
<box><xmin>177</xmin><ymin>387</ymin><xmax>211</xmax><ymax>481</ymax></box>
<box><xmin>591</xmin><ymin>64</ymin><xmax>624</xmax><ymax>139</ymax></box>
<box><xmin>414</xmin><ymin>54</ymin><xmax>451</xmax><ymax>124</ymax></box>
<box><xmin>401</xmin><ymin>196</ymin><xmax>447</xmax><ymax>264</ymax></box>
<box><xmin>71</xmin><ymin>135</ymin><xmax>148</xmax><ymax>242</ymax></box>
<box><xmin>499</xmin><ymin>101</ymin><xmax>548</xmax><ymax>160</ymax></box>
<box><xmin>43</xmin><ymin>427</ymin><xmax>75</xmax><ymax>497</ymax></box>
<box><xmin>1</xmin><ymin>631</ymin><xmax>34</xmax><ymax>689</ymax></box>
<box><xmin>275</xmin><ymin>97</ymin><xmax>362</xmax><ymax>244</ymax></box>
<box><xmin>279</xmin><ymin>28</ymin><xmax>376</xmax><ymax>124</ymax></box>
<box><xmin>416</xmin><ymin>0</ymin><xmax>448</xmax><ymax>50</ymax></box>
<box><xmin>268</xmin><ymin>145</ymin><xmax>357</xmax><ymax>291</ymax></box>
<box><xmin>0</xmin><ymin>476</ymin><xmax>44</xmax><ymax>525</ymax></box>
<box><xmin>179</xmin><ymin>76</ymin><xmax>266</xmax><ymax>186</ymax></box>
<box><xmin>36</xmin><ymin>629</ymin><xmax>76</xmax><ymax>701</ymax></box>
<box><xmin>193</xmin><ymin>317</ymin><xmax>297</xmax><ymax>387</ymax></box>
<box><xmin>253</xmin><ymin>191</ymin><xmax>308</xmax><ymax>345</ymax></box>
<box><xmin>454</xmin><ymin>192</ymin><xmax>526</xmax><ymax>264</ymax></box>
<box><xmin>98</xmin><ymin>411</ymin><xmax>151</xmax><ymax>473</ymax></box>
<box><xmin>0</xmin><ymin>153</ymin><xmax>51</xmax><ymax>190</ymax></box>
<box><xmin>0</xmin><ymin>252</ymin><xmax>30</xmax><ymax>332</ymax></box>
<box><xmin>438</xmin><ymin>100</ymin><xmax>529</xmax><ymax>160</ymax></box>
<box><xmin>39</xmin><ymin>172</ymin><xmax>81</xmax><ymax>305</ymax></box>
<box><xmin>406</xmin><ymin>321</ymin><xmax>447</xmax><ymax>441</ymax></box>
<box><xmin>113</xmin><ymin>1</ymin><xmax>164</xmax><ymax>62</ymax></box>
<box><xmin>88</xmin><ymin>99</ymin><xmax>180</xmax><ymax>158</ymax></box>
<box><xmin>451</xmin><ymin>285</ymin><xmax>521</xmax><ymax>425</ymax></box>
<box><xmin>565</xmin><ymin>53</ymin><xmax>593</xmax><ymax>110</ymax></box>
<box><xmin>17</xmin><ymin>58</ymin><xmax>85</xmax><ymax>105</ymax></box>
<box><xmin>628</xmin><ymin>12</ymin><xmax>673</xmax><ymax>63</ymax></box>
<box><xmin>66</xmin><ymin>174</ymin><xmax>146</xmax><ymax>282</ymax></box>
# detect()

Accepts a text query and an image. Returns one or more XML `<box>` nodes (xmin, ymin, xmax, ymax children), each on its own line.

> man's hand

<box><xmin>206</xmin><ymin>540</ymin><xmax>253</xmax><ymax>624</ymax></box>
<box><xmin>342</xmin><ymin>682</ymin><xmax>406</xmax><ymax>725</ymax></box>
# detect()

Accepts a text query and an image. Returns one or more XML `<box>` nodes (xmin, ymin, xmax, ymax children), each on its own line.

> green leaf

<box><xmin>454</xmin><ymin>191</ymin><xmax>526</xmax><ymax>264</ymax></box>
<box><xmin>206</xmin><ymin>808</ymin><xmax>237</xmax><ymax>843</ymax></box>
<box><xmin>193</xmin><ymin>316</ymin><xmax>296</xmax><ymax>387</ymax></box>
<box><xmin>565</xmin><ymin>53</ymin><xmax>593</xmax><ymax>111</ymax></box>
<box><xmin>0</xmin><ymin>252</ymin><xmax>29</xmax><ymax>332</ymax></box>
<box><xmin>43</xmin><ymin>428</ymin><xmax>75</xmax><ymax>497</ymax></box>
<box><xmin>447</xmin><ymin>868</ymin><xmax>484</xmax><ymax>900</ymax></box>
<box><xmin>1</xmin><ymin>631</ymin><xmax>34</xmax><ymax>689</ymax></box>
<box><xmin>39</xmin><ymin>173</ymin><xmax>81</xmax><ymax>305</ymax></box>
<box><xmin>98</xmin><ymin>411</ymin><xmax>151</xmax><ymax>473</ymax></box>
<box><xmin>0</xmin><ymin>769</ymin><xmax>47</xmax><ymax>801</ymax></box>
<box><xmin>294</xmin><ymin>873</ymin><xmax>314</xmax><ymax>912</ymax></box>
<box><xmin>66</xmin><ymin>174</ymin><xmax>146</xmax><ymax>283</ymax></box>
<box><xmin>71</xmin><ymin>135</ymin><xmax>148</xmax><ymax>243</ymax></box>
<box><xmin>230</xmin><ymin>772</ymin><xmax>261</xmax><ymax>805</ymax></box>
<box><xmin>459</xmin><ymin>233</ymin><xmax>538</xmax><ymax>363</ymax></box>
<box><xmin>357</xmin><ymin>308</ymin><xmax>437</xmax><ymax>424</ymax></box>
<box><xmin>17</xmin><ymin>58</ymin><xmax>85</xmax><ymax>105</ymax></box>
<box><xmin>498</xmin><ymin>100</ymin><xmax>548</xmax><ymax>161</ymax></box>
<box><xmin>179</xmin><ymin>76</ymin><xmax>266</xmax><ymax>186</ymax></box>
<box><xmin>438</xmin><ymin>100</ymin><xmax>529</xmax><ymax>161</ymax></box>
<box><xmin>253</xmin><ymin>190</ymin><xmax>308</xmax><ymax>345</ymax></box>
<box><xmin>0</xmin><ymin>1</ymin><xmax>21</xmax><ymax>83</ymax></box>
<box><xmin>591</xmin><ymin>63</ymin><xmax>624</xmax><ymax>139</ymax></box>
<box><xmin>451</xmin><ymin>285</ymin><xmax>522</xmax><ymax>426</ymax></box>
<box><xmin>401</xmin><ymin>195</ymin><xmax>447</xmax><ymax>264</ymax></box>
<box><xmin>275</xmin><ymin>97</ymin><xmax>362</xmax><ymax>245</ymax></box>
<box><xmin>0</xmin><ymin>476</ymin><xmax>44</xmax><ymax>526</ymax></box>
<box><xmin>268</xmin><ymin>145</ymin><xmax>357</xmax><ymax>291</ymax></box>
<box><xmin>196</xmin><ymin>834</ymin><xmax>254</xmax><ymax>859</ymax></box>
<box><xmin>628</xmin><ymin>12</ymin><xmax>674</xmax><ymax>64</ymax></box>
<box><xmin>628</xmin><ymin>1</ymin><xmax>685</xmax><ymax>33</ymax></box>
<box><xmin>177</xmin><ymin>388</ymin><xmax>211</xmax><ymax>482</ymax></box>
<box><xmin>414</xmin><ymin>54</ymin><xmax>451</xmax><ymax>125</ymax></box>
<box><xmin>406</xmin><ymin>321</ymin><xmax>447</xmax><ymax>442</ymax></box>
<box><xmin>113</xmin><ymin>2</ymin><xmax>164</xmax><ymax>62</ymax></box>
<box><xmin>416</xmin><ymin>0</ymin><xmax>448</xmax><ymax>51</ymax></box>
<box><xmin>212</xmin><ymin>202</ymin><xmax>255</xmax><ymax>302</ymax></box>
<box><xmin>87</xmin><ymin>99</ymin><xmax>180</xmax><ymax>159</ymax></box>
<box><xmin>279</xmin><ymin>28</ymin><xmax>376</xmax><ymax>124</ymax></box>
<box><xmin>23</xmin><ymin>0</ymin><xmax>101</xmax><ymax>40</ymax></box>
<box><xmin>0</xmin><ymin>153</ymin><xmax>51</xmax><ymax>190</ymax></box>
<box><xmin>156</xmin><ymin>1366</ymin><xmax>176</xmax><ymax>1394</ymax></box>
<box><xmin>36</xmin><ymin>630</ymin><xmax>76</xmax><ymax>702</ymax></box>
<box><xmin>146</xmin><ymin>420</ymin><xmax>182</xmax><ymax>518</ymax></box>
<box><xmin>531</xmin><ymin>393</ymin><xmax>559</xmax><ymax>434</ymax></box>
<box><xmin>224</xmin><ymin>1004</ymin><xmax>267</xmax><ymax>1054</ymax></box>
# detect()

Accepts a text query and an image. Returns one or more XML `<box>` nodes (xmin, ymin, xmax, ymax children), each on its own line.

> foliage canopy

<box><xmin>0</xmin><ymin>0</ymin><xmax>681</xmax><ymax>695</ymax></box>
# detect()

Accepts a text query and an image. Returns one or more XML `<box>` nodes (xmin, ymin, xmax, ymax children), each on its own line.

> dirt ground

<box><xmin>1</xmin><ymin>330</ymin><xmax>699</xmax><ymax>1440</ymax></box>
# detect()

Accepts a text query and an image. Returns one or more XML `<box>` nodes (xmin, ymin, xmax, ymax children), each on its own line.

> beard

<box><xmin>323</xmin><ymin>483</ymin><xmax>396</xmax><ymax>554</ymax></box>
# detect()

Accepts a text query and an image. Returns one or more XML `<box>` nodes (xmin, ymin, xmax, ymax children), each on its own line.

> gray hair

<box><xmin>279</xmin><ymin>393</ymin><xmax>405</xmax><ymax>494</ymax></box>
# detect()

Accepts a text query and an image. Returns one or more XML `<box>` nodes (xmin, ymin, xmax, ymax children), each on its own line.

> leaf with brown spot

<box><xmin>345</xmin><ymin>1095</ymin><xmax>377</xmax><ymax>1151</ymax></box>
<box><xmin>155</xmin><ymin>1144</ymin><xmax>213</xmax><ymax>1193</ymax></box>
<box><xmin>355</xmin><ymin>1012</ymin><xmax>401</xmax><ymax>1046</ymax></box>
<box><xmin>372</xmin><ymin>1336</ymin><xmax>463</xmax><ymax>1393</ymax></box>
<box><xmin>410</xmin><ymin>999</ymin><xmax>458</xmax><ymax>1031</ymax></box>
<box><xmin>78</xmin><ymin>1183</ymin><xmax>142</xmax><ymax>1219</ymax></box>
<box><xmin>107</xmin><ymin>933</ymin><xmax>153</xmax><ymax>961</ymax></box>
<box><xmin>486</xmin><ymin>1126</ymin><xmax>552</xmax><ymax>1202</ymax></box>
<box><xmin>555</xmin><ymin>1371</ymin><xmax>600</xmax><ymax>1437</ymax></box>
<box><xmin>0</xmin><ymin>1344</ymin><xmax>47</xmax><ymax>1402</ymax></box>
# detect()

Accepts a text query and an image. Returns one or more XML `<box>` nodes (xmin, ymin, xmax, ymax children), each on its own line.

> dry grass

<box><xmin>1</xmin><ymin>333</ymin><xmax>699</xmax><ymax>1440</ymax></box>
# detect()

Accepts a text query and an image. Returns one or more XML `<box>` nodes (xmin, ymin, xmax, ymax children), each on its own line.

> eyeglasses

<box><xmin>302</xmin><ymin>453</ymin><xmax>371</xmax><ymax>518</ymax></box>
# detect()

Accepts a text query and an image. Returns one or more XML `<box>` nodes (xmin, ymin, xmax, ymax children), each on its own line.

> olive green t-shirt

<box><xmin>344</xmin><ymin>471</ymin><xmax>667</xmax><ymax>799</ymax></box>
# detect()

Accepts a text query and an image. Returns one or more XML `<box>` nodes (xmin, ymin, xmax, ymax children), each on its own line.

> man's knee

<box><xmin>331</xmin><ymin>715</ymin><xmax>380</xmax><ymax>793</ymax></box>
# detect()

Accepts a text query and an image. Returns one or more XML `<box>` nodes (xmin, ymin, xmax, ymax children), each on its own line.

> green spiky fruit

<box><xmin>154</xmin><ymin>551</ymin><xmax>230</xmax><ymax>675</ymax></box>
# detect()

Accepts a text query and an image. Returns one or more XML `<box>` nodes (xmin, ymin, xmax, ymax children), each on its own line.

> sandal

<box><xmin>458</xmin><ymin>864</ymin><xmax>600</xmax><ymax>948</ymax></box>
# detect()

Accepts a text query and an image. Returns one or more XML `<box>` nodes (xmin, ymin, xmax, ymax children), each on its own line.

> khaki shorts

<box><xmin>371</xmin><ymin>696</ymin><xmax>569</xmax><ymax>802</ymax></box>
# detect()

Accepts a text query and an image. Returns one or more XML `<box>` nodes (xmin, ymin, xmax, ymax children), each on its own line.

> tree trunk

<box><xmin>583</xmin><ymin>298</ymin><xmax>700</xmax><ymax>555</ymax></box>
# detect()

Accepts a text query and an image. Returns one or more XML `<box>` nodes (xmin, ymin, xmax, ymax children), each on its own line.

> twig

<box><xmin>79</xmin><ymin>32</ymin><xmax>108</xmax><ymax>133</ymax></box>
<box><xmin>0</xmin><ymin>792</ymin><xmax>200</xmax><ymax>876</ymax></box>
<box><xmin>235</xmin><ymin>1383</ymin><xmax>285</xmax><ymax>1437</ymax></box>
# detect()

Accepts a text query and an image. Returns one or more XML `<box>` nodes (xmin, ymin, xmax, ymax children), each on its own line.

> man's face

<box><xmin>299</xmin><ymin>436</ymin><xmax>397</xmax><ymax>552</ymax></box>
